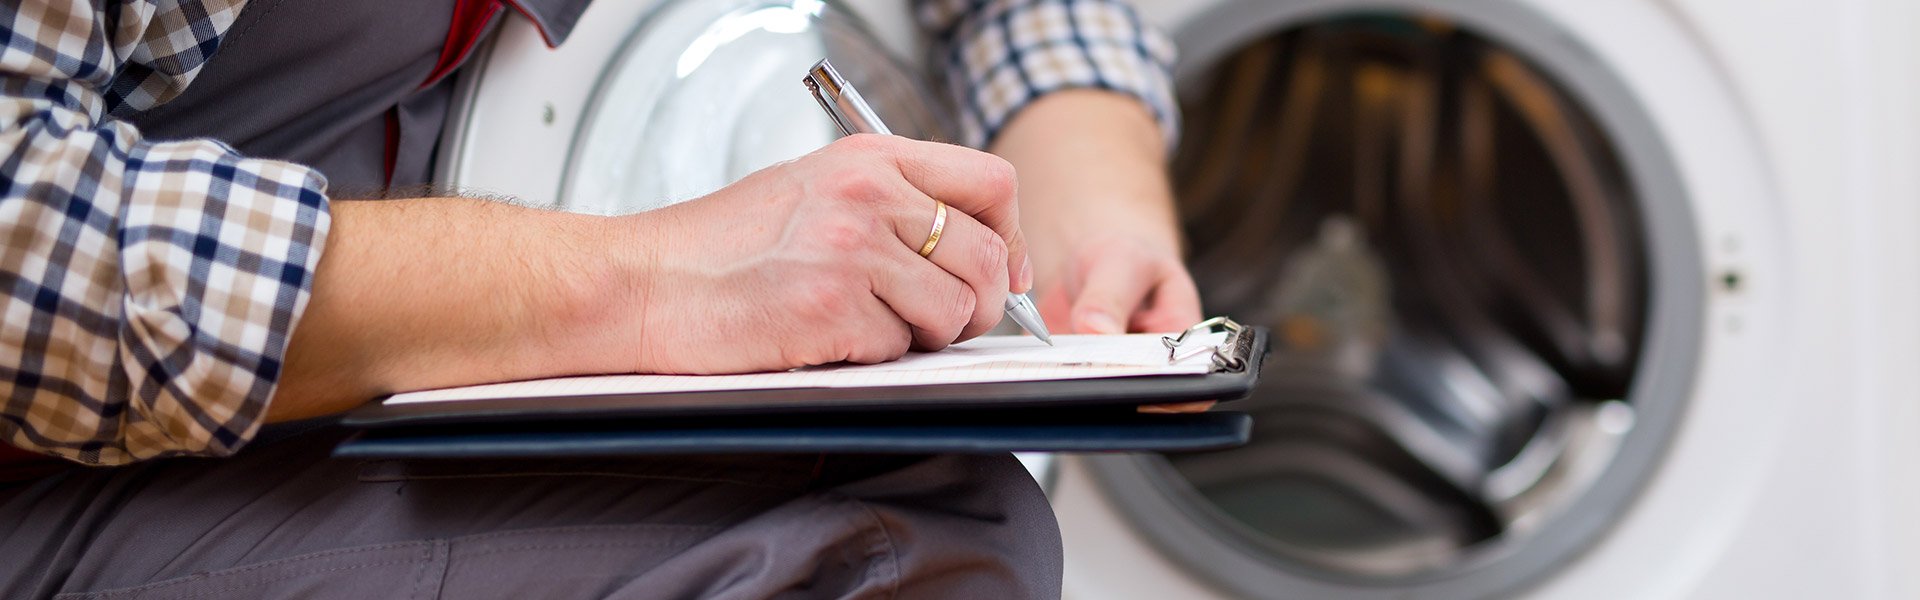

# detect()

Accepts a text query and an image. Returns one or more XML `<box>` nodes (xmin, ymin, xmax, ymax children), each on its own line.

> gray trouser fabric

<box><xmin>0</xmin><ymin>425</ymin><xmax>1062</xmax><ymax>599</ymax></box>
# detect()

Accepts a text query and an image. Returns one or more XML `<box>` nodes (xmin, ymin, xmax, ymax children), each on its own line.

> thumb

<box><xmin>1070</xmin><ymin>256</ymin><xmax>1154</xmax><ymax>334</ymax></box>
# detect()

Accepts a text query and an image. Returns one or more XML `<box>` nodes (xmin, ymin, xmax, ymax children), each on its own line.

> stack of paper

<box><xmin>384</xmin><ymin>332</ymin><xmax>1229</xmax><ymax>406</ymax></box>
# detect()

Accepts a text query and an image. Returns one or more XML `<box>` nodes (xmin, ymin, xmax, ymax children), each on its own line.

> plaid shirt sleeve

<box><xmin>1</xmin><ymin>0</ymin><xmax>331</xmax><ymax>465</ymax></box>
<box><xmin>915</xmin><ymin>0</ymin><xmax>1179</xmax><ymax>149</ymax></box>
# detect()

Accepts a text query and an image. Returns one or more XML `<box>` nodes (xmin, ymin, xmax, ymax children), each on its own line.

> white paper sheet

<box><xmin>383</xmin><ymin>332</ymin><xmax>1228</xmax><ymax>405</ymax></box>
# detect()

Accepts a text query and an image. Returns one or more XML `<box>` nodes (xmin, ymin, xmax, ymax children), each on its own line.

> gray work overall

<box><xmin>0</xmin><ymin>2</ymin><xmax>1061</xmax><ymax>598</ymax></box>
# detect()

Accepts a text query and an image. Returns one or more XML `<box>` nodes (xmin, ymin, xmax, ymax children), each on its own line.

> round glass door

<box><xmin>1087</xmin><ymin>4</ymin><xmax>1704</xmax><ymax>597</ymax></box>
<box><xmin>562</xmin><ymin>0</ymin><xmax>950</xmax><ymax>215</ymax></box>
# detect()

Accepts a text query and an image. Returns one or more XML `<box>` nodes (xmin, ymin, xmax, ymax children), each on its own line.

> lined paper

<box><xmin>384</xmin><ymin>332</ymin><xmax>1228</xmax><ymax>405</ymax></box>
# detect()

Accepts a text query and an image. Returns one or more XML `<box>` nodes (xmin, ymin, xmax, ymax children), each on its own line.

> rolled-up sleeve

<box><xmin>1</xmin><ymin>0</ymin><xmax>330</xmax><ymax>465</ymax></box>
<box><xmin>915</xmin><ymin>0</ymin><xmax>1180</xmax><ymax>149</ymax></box>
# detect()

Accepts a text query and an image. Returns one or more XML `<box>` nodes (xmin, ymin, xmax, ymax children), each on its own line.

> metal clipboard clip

<box><xmin>1162</xmin><ymin>316</ymin><xmax>1255</xmax><ymax>373</ymax></box>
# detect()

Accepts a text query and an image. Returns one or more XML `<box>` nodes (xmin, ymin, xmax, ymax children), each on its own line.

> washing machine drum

<box><xmin>1167</xmin><ymin>13</ymin><xmax>1650</xmax><ymax>572</ymax></box>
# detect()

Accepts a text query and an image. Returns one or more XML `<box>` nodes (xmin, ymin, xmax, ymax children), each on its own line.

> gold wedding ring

<box><xmin>918</xmin><ymin>201</ymin><xmax>948</xmax><ymax>258</ymax></box>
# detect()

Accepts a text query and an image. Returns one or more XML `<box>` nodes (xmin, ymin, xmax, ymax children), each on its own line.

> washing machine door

<box><xmin>1050</xmin><ymin>0</ymin><xmax>1785</xmax><ymax>597</ymax></box>
<box><xmin>436</xmin><ymin>0</ymin><xmax>947</xmax><ymax>214</ymax></box>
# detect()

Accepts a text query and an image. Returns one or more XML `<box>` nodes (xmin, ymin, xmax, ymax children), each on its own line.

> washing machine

<box><xmin>1045</xmin><ymin>1</ymin><xmax>1920</xmax><ymax>598</ymax></box>
<box><xmin>435</xmin><ymin>0</ymin><xmax>1920</xmax><ymax>598</ymax></box>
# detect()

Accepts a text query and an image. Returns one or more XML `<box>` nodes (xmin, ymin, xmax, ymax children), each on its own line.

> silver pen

<box><xmin>804</xmin><ymin>59</ymin><xmax>1053</xmax><ymax>345</ymax></box>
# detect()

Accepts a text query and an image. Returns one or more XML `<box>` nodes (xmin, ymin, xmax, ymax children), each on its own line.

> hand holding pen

<box><xmin>804</xmin><ymin>59</ymin><xmax>1053</xmax><ymax>345</ymax></box>
<box><xmin>601</xmin><ymin>59</ymin><xmax>1040</xmax><ymax>375</ymax></box>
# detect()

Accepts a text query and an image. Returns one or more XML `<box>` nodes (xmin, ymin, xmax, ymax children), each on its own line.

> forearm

<box><xmin>269</xmin><ymin>198</ymin><xmax>639</xmax><ymax>421</ymax></box>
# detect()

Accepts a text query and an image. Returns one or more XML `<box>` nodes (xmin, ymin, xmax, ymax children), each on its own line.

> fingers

<box><xmin>1068</xmin><ymin>242</ymin><xmax>1204</xmax><ymax>334</ymax></box>
<box><xmin>839</xmin><ymin>294</ymin><xmax>914</xmax><ymax>364</ymax></box>
<box><xmin>781</xmin><ymin>136</ymin><xmax>1024</xmax><ymax>358</ymax></box>
<box><xmin>837</xmin><ymin>134</ymin><xmax>1031</xmax><ymax>293</ymax></box>
<box><xmin>1069</xmin><ymin>253</ymin><xmax>1156</xmax><ymax>334</ymax></box>
<box><xmin>1129</xmin><ymin>268</ymin><xmax>1203</xmax><ymax>334</ymax></box>
<box><xmin>782</xmin><ymin>257</ymin><xmax>913</xmax><ymax>366</ymax></box>
<box><xmin>884</xmin><ymin>194</ymin><xmax>1009</xmax><ymax>343</ymax></box>
<box><xmin>868</xmin><ymin>240</ymin><xmax>988</xmax><ymax>351</ymax></box>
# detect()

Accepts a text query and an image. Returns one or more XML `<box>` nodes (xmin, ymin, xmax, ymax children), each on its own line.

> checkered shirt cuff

<box><xmin>918</xmin><ymin>0</ymin><xmax>1180</xmax><ymax>149</ymax></box>
<box><xmin>3</xmin><ymin>0</ymin><xmax>332</xmax><ymax>465</ymax></box>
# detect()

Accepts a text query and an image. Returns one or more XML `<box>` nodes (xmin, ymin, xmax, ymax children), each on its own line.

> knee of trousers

<box><xmin>828</xmin><ymin>453</ymin><xmax>1065</xmax><ymax>597</ymax></box>
<box><xmin>973</xmin><ymin>452</ymin><xmax>1065</xmax><ymax>581</ymax></box>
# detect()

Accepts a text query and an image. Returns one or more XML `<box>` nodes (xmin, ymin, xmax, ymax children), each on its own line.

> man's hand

<box><xmin>624</xmin><ymin>134</ymin><xmax>1030</xmax><ymax>374</ymax></box>
<box><xmin>991</xmin><ymin>89</ymin><xmax>1203</xmax><ymax>336</ymax></box>
<box><xmin>271</xmin><ymin>135</ymin><xmax>1032</xmax><ymax>421</ymax></box>
<box><xmin>991</xmin><ymin>90</ymin><xmax>1209</xmax><ymax>414</ymax></box>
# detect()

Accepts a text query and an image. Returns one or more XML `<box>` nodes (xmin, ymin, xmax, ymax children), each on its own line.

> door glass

<box><xmin>564</xmin><ymin>0</ymin><xmax>950</xmax><ymax>215</ymax></box>
<box><xmin>1162</xmin><ymin>15</ymin><xmax>1648</xmax><ymax>578</ymax></box>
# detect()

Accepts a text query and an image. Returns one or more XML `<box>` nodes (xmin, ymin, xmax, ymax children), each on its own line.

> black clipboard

<box><xmin>334</xmin><ymin>318</ymin><xmax>1267</xmax><ymax>457</ymax></box>
<box><xmin>332</xmin><ymin>410</ymin><xmax>1255</xmax><ymax>458</ymax></box>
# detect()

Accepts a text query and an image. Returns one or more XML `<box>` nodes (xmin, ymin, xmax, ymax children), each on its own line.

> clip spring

<box><xmin>1162</xmin><ymin>316</ymin><xmax>1248</xmax><ymax>371</ymax></box>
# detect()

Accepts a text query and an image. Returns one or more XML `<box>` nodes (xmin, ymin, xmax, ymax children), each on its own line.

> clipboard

<box><xmin>332</xmin><ymin>410</ymin><xmax>1254</xmax><ymax>458</ymax></box>
<box><xmin>334</xmin><ymin>318</ymin><xmax>1267</xmax><ymax>457</ymax></box>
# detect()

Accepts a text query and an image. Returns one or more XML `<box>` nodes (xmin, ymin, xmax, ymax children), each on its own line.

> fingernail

<box><xmin>1080</xmin><ymin>311</ymin><xmax>1122</xmax><ymax>335</ymax></box>
<box><xmin>1020</xmin><ymin>257</ymin><xmax>1034</xmax><ymax>291</ymax></box>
